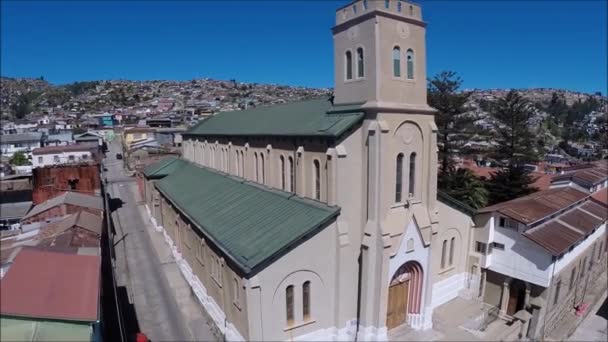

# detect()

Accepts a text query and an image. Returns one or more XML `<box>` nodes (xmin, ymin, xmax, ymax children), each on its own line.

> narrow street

<box><xmin>568</xmin><ymin>293</ymin><xmax>608</xmax><ymax>342</ymax></box>
<box><xmin>104</xmin><ymin>137</ymin><xmax>215</xmax><ymax>342</ymax></box>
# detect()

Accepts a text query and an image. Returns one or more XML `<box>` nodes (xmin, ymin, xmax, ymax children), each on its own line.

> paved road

<box><xmin>568</xmin><ymin>293</ymin><xmax>608</xmax><ymax>342</ymax></box>
<box><xmin>104</xmin><ymin>138</ymin><xmax>215</xmax><ymax>342</ymax></box>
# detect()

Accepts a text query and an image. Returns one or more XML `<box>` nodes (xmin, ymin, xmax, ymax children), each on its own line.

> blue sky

<box><xmin>1</xmin><ymin>0</ymin><xmax>606</xmax><ymax>93</ymax></box>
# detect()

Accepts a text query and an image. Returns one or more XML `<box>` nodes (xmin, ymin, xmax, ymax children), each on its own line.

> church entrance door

<box><xmin>387</xmin><ymin>279</ymin><xmax>409</xmax><ymax>329</ymax></box>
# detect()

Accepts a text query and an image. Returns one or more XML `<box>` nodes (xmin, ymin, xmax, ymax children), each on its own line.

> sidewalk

<box><xmin>568</xmin><ymin>292</ymin><xmax>608</xmax><ymax>342</ymax></box>
<box><xmin>132</xmin><ymin>185</ymin><xmax>219</xmax><ymax>341</ymax></box>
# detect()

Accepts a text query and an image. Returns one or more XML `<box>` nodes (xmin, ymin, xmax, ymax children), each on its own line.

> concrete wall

<box><xmin>430</xmin><ymin>201</ymin><xmax>475</xmax><ymax>308</ymax></box>
<box><xmin>183</xmin><ymin>137</ymin><xmax>334</xmax><ymax>204</ymax></box>
<box><xmin>157</xmin><ymin>195</ymin><xmax>250</xmax><ymax>340</ymax></box>
<box><xmin>245</xmin><ymin>222</ymin><xmax>341</xmax><ymax>341</ymax></box>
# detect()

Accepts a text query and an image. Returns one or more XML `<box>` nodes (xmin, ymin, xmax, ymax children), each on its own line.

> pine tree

<box><xmin>486</xmin><ymin>167</ymin><xmax>538</xmax><ymax>205</ymax></box>
<box><xmin>486</xmin><ymin>90</ymin><xmax>539</xmax><ymax>205</ymax></box>
<box><xmin>428</xmin><ymin>71</ymin><xmax>476</xmax><ymax>174</ymax></box>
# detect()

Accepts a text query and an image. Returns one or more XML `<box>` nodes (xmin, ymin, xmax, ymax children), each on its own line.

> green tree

<box><xmin>490</xmin><ymin>90</ymin><xmax>539</xmax><ymax>165</ymax></box>
<box><xmin>486</xmin><ymin>167</ymin><xmax>538</xmax><ymax>205</ymax></box>
<box><xmin>427</xmin><ymin>71</ymin><xmax>476</xmax><ymax>174</ymax></box>
<box><xmin>9</xmin><ymin>151</ymin><xmax>31</xmax><ymax>166</ymax></box>
<box><xmin>486</xmin><ymin>90</ymin><xmax>540</xmax><ymax>204</ymax></box>
<box><xmin>439</xmin><ymin>167</ymin><xmax>489</xmax><ymax>209</ymax></box>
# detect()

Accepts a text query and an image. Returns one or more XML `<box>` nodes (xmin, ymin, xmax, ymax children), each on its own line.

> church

<box><xmin>142</xmin><ymin>1</ymin><xmax>484</xmax><ymax>340</ymax></box>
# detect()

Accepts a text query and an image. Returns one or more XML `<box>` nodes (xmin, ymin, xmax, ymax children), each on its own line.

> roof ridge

<box><xmin>186</xmin><ymin>160</ymin><xmax>338</xmax><ymax>212</ymax></box>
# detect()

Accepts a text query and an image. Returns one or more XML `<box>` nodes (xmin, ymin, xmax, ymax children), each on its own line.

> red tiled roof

<box><xmin>591</xmin><ymin>188</ymin><xmax>608</xmax><ymax>207</ymax></box>
<box><xmin>0</xmin><ymin>248</ymin><xmax>100</xmax><ymax>322</ymax></box>
<box><xmin>530</xmin><ymin>172</ymin><xmax>553</xmax><ymax>191</ymax></box>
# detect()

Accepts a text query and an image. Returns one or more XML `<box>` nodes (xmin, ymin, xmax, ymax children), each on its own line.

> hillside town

<box><xmin>1</xmin><ymin>1</ymin><xmax>607</xmax><ymax>342</ymax></box>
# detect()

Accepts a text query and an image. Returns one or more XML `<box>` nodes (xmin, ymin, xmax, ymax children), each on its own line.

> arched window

<box><xmin>313</xmin><ymin>160</ymin><xmax>321</xmax><ymax>200</ymax></box>
<box><xmin>357</xmin><ymin>47</ymin><xmax>364</xmax><ymax>78</ymax></box>
<box><xmin>286</xmin><ymin>285</ymin><xmax>294</xmax><ymax>326</ymax></box>
<box><xmin>289</xmin><ymin>156</ymin><xmax>295</xmax><ymax>192</ymax></box>
<box><xmin>406</xmin><ymin>49</ymin><xmax>414</xmax><ymax>79</ymax></box>
<box><xmin>385</xmin><ymin>0</ymin><xmax>390</xmax><ymax>9</ymax></box>
<box><xmin>449</xmin><ymin>237</ymin><xmax>455</xmax><ymax>266</ymax></box>
<box><xmin>280</xmin><ymin>155</ymin><xmax>286</xmax><ymax>190</ymax></box>
<box><xmin>409</xmin><ymin>152</ymin><xmax>416</xmax><ymax>196</ymax></box>
<box><xmin>345</xmin><ymin>51</ymin><xmax>353</xmax><ymax>80</ymax></box>
<box><xmin>303</xmin><ymin>281</ymin><xmax>311</xmax><ymax>321</ymax></box>
<box><xmin>397</xmin><ymin>1</ymin><xmax>402</xmax><ymax>12</ymax></box>
<box><xmin>395</xmin><ymin>153</ymin><xmax>404</xmax><ymax>202</ymax></box>
<box><xmin>240</xmin><ymin>151</ymin><xmax>245</xmax><ymax>177</ymax></box>
<box><xmin>409</xmin><ymin>5</ymin><xmax>414</xmax><ymax>15</ymax></box>
<box><xmin>260</xmin><ymin>153</ymin><xmax>265</xmax><ymax>184</ymax></box>
<box><xmin>363</xmin><ymin>0</ymin><xmax>368</xmax><ymax>10</ymax></box>
<box><xmin>392</xmin><ymin>47</ymin><xmax>401</xmax><ymax>77</ymax></box>
<box><xmin>441</xmin><ymin>240</ymin><xmax>447</xmax><ymax>269</ymax></box>
<box><xmin>254</xmin><ymin>153</ymin><xmax>259</xmax><ymax>182</ymax></box>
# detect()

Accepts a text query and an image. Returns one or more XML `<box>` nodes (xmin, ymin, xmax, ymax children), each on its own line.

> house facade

<box><xmin>473</xmin><ymin>187</ymin><xmax>607</xmax><ymax>340</ymax></box>
<box><xmin>32</xmin><ymin>144</ymin><xmax>98</xmax><ymax>168</ymax></box>
<box><xmin>0</xmin><ymin>133</ymin><xmax>43</xmax><ymax>158</ymax></box>
<box><xmin>142</xmin><ymin>1</ymin><xmax>478</xmax><ymax>340</ymax></box>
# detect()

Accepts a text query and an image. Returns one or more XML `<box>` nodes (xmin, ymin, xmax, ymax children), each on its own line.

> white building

<box><xmin>31</xmin><ymin>144</ymin><xmax>97</xmax><ymax>168</ymax></box>
<box><xmin>0</xmin><ymin>133</ymin><xmax>43</xmax><ymax>158</ymax></box>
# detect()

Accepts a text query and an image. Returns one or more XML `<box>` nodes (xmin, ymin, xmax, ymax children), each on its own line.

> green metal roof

<box><xmin>143</xmin><ymin>157</ymin><xmax>189</xmax><ymax>178</ymax></box>
<box><xmin>1</xmin><ymin>317</ymin><xmax>92</xmax><ymax>342</ymax></box>
<box><xmin>184</xmin><ymin>97</ymin><xmax>365</xmax><ymax>138</ymax></box>
<box><xmin>155</xmin><ymin>161</ymin><xmax>340</xmax><ymax>276</ymax></box>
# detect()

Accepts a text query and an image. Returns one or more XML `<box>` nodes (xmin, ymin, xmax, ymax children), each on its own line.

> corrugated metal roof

<box><xmin>0</xmin><ymin>317</ymin><xmax>92</xmax><ymax>342</ymax></box>
<box><xmin>0</xmin><ymin>201</ymin><xmax>32</xmax><ymax>219</ymax></box>
<box><xmin>478</xmin><ymin>187</ymin><xmax>588</xmax><ymax>224</ymax></box>
<box><xmin>155</xmin><ymin>161</ymin><xmax>340</xmax><ymax>276</ymax></box>
<box><xmin>142</xmin><ymin>157</ymin><xmax>188</xmax><ymax>178</ymax></box>
<box><xmin>552</xmin><ymin>161</ymin><xmax>608</xmax><ymax>186</ymax></box>
<box><xmin>23</xmin><ymin>192</ymin><xmax>103</xmax><ymax>220</ymax></box>
<box><xmin>0</xmin><ymin>248</ymin><xmax>100</xmax><ymax>322</ymax></box>
<box><xmin>524</xmin><ymin>221</ymin><xmax>584</xmax><ymax>256</ymax></box>
<box><xmin>559</xmin><ymin>208</ymin><xmax>603</xmax><ymax>235</ymax></box>
<box><xmin>35</xmin><ymin>211</ymin><xmax>102</xmax><ymax>242</ymax></box>
<box><xmin>0</xmin><ymin>133</ymin><xmax>43</xmax><ymax>144</ymax></box>
<box><xmin>32</xmin><ymin>143</ymin><xmax>97</xmax><ymax>155</ymax></box>
<box><xmin>591</xmin><ymin>188</ymin><xmax>608</xmax><ymax>207</ymax></box>
<box><xmin>184</xmin><ymin>98</ymin><xmax>364</xmax><ymax>138</ymax></box>
<box><xmin>580</xmin><ymin>201</ymin><xmax>607</xmax><ymax>220</ymax></box>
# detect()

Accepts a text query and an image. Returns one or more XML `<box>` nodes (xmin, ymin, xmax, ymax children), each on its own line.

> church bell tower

<box><xmin>332</xmin><ymin>0</ymin><xmax>428</xmax><ymax>107</ymax></box>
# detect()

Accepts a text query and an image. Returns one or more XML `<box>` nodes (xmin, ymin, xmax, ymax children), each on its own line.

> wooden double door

<box><xmin>386</xmin><ymin>280</ymin><xmax>409</xmax><ymax>330</ymax></box>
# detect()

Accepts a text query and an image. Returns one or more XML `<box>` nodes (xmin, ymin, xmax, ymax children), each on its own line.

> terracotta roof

<box><xmin>0</xmin><ymin>248</ymin><xmax>100</xmax><ymax>321</ymax></box>
<box><xmin>591</xmin><ymin>188</ymin><xmax>608</xmax><ymax>207</ymax></box>
<box><xmin>32</xmin><ymin>143</ymin><xmax>97</xmax><ymax>155</ymax></box>
<box><xmin>530</xmin><ymin>172</ymin><xmax>553</xmax><ymax>191</ymax></box>
<box><xmin>478</xmin><ymin>187</ymin><xmax>589</xmax><ymax>224</ymax></box>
